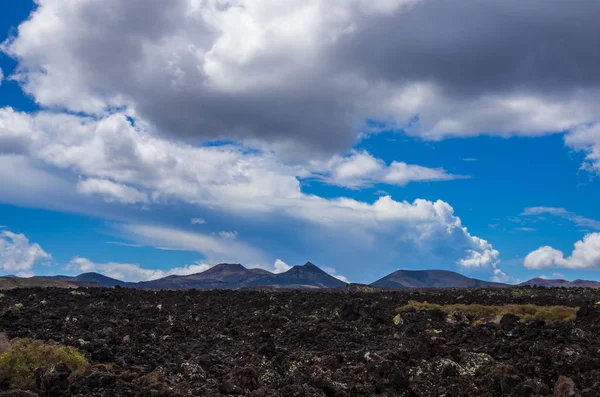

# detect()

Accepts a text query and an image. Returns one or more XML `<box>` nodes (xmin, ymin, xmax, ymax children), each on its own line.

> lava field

<box><xmin>1</xmin><ymin>286</ymin><xmax>600</xmax><ymax>396</ymax></box>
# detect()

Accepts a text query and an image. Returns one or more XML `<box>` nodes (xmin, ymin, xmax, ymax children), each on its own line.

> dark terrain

<box><xmin>1</xmin><ymin>287</ymin><xmax>600</xmax><ymax>396</ymax></box>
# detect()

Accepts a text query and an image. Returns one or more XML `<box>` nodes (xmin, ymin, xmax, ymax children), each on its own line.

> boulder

<box><xmin>554</xmin><ymin>376</ymin><xmax>576</xmax><ymax>397</ymax></box>
<box><xmin>499</xmin><ymin>313</ymin><xmax>520</xmax><ymax>328</ymax></box>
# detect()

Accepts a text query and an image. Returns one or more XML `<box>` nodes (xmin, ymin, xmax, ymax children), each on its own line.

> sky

<box><xmin>0</xmin><ymin>0</ymin><xmax>599</xmax><ymax>284</ymax></box>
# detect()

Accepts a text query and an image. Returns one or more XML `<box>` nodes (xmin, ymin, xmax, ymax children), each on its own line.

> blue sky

<box><xmin>0</xmin><ymin>0</ymin><xmax>599</xmax><ymax>283</ymax></box>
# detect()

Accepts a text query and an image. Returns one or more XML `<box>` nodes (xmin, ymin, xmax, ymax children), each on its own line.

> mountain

<box><xmin>137</xmin><ymin>264</ymin><xmax>275</xmax><ymax>289</ymax></box>
<box><xmin>35</xmin><ymin>273</ymin><xmax>127</xmax><ymax>287</ymax></box>
<box><xmin>72</xmin><ymin>273</ymin><xmax>126</xmax><ymax>287</ymax></box>
<box><xmin>0</xmin><ymin>277</ymin><xmax>93</xmax><ymax>290</ymax></box>
<box><xmin>371</xmin><ymin>269</ymin><xmax>508</xmax><ymax>289</ymax></box>
<box><xmin>12</xmin><ymin>265</ymin><xmax>600</xmax><ymax>291</ymax></box>
<box><xmin>137</xmin><ymin>262</ymin><xmax>346</xmax><ymax>289</ymax></box>
<box><xmin>520</xmin><ymin>277</ymin><xmax>600</xmax><ymax>288</ymax></box>
<box><xmin>271</xmin><ymin>262</ymin><xmax>346</xmax><ymax>288</ymax></box>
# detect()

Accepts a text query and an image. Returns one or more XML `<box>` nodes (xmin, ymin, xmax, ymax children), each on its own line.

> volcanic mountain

<box><xmin>136</xmin><ymin>263</ymin><xmax>276</xmax><ymax>289</ymax></box>
<box><xmin>131</xmin><ymin>262</ymin><xmax>345</xmax><ymax>289</ymax></box>
<box><xmin>371</xmin><ymin>269</ymin><xmax>508</xmax><ymax>289</ymax></box>
<box><xmin>7</xmin><ymin>264</ymin><xmax>600</xmax><ymax>290</ymax></box>
<box><xmin>520</xmin><ymin>277</ymin><xmax>600</xmax><ymax>288</ymax></box>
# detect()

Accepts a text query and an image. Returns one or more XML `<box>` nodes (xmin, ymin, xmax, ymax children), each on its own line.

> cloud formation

<box><xmin>0</xmin><ymin>229</ymin><xmax>50</xmax><ymax>274</ymax></box>
<box><xmin>0</xmin><ymin>108</ymin><xmax>499</xmax><ymax>273</ymax></box>
<box><xmin>522</xmin><ymin>207</ymin><xmax>600</xmax><ymax>230</ymax></box>
<box><xmin>311</xmin><ymin>150</ymin><xmax>464</xmax><ymax>189</ymax></box>
<box><xmin>524</xmin><ymin>233</ymin><xmax>600</xmax><ymax>269</ymax></box>
<box><xmin>273</xmin><ymin>259</ymin><xmax>292</xmax><ymax>274</ymax></box>
<box><xmin>564</xmin><ymin>123</ymin><xmax>600</xmax><ymax>173</ymax></box>
<box><xmin>3</xmin><ymin>0</ymin><xmax>599</xmax><ymax>155</ymax></box>
<box><xmin>67</xmin><ymin>256</ymin><xmax>213</xmax><ymax>282</ymax></box>
<box><xmin>2</xmin><ymin>1</ymin><xmax>555</xmax><ymax>280</ymax></box>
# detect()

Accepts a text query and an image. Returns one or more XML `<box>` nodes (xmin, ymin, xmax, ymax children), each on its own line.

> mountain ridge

<box><xmin>4</xmin><ymin>264</ymin><xmax>600</xmax><ymax>290</ymax></box>
<box><xmin>519</xmin><ymin>277</ymin><xmax>600</xmax><ymax>288</ymax></box>
<box><xmin>371</xmin><ymin>269</ymin><xmax>508</xmax><ymax>289</ymax></box>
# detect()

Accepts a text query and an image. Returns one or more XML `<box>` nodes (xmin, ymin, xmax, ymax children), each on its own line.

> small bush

<box><xmin>0</xmin><ymin>338</ymin><xmax>88</xmax><ymax>390</ymax></box>
<box><xmin>396</xmin><ymin>301</ymin><xmax>578</xmax><ymax>323</ymax></box>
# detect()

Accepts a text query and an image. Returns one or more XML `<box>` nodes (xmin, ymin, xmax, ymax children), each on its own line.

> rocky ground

<box><xmin>1</xmin><ymin>286</ymin><xmax>600</xmax><ymax>396</ymax></box>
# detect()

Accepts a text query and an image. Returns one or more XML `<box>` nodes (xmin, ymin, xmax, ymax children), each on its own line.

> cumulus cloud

<box><xmin>564</xmin><ymin>123</ymin><xmax>600</xmax><ymax>173</ymax></box>
<box><xmin>273</xmin><ymin>259</ymin><xmax>292</xmax><ymax>274</ymax></box>
<box><xmin>191</xmin><ymin>218</ymin><xmax>206</xmax><ymax>225</ymax></box>
<box><xmin>3</xmin><ymin>0</ymin><xmax>599</xmax><ymax>155</ymax></box>
<box><xmin>0</xmin><ymin>67</ymin><xmax>3</xmax><ymax>86</ymax></box>
<box><xmin>67</xmin><ymin>256</ymin><xmax>213</xmax><ymax>282</ymax></box>
<box><xmin>524</xmin><ymin>233</ymin><xmax>600</xmax><ymax>269</ymax></box>
<box><xmin>491</xmin><ymin>269</ymin><xmax>510</xmax><ymax>283</ymax></box>
<box><xmin>0</xmin><ymin>230</ymin><xmax>51</xmax><ymax>273</ymax></box>
<box><xmin>0</xmin><ymin>108</ymin><xmax>499</xmax><ymax>274</ymax></box>
<box><xmin>311</xmin><ymin>150</ymin><xmax>464</xmax><ymax>189</ymax></box>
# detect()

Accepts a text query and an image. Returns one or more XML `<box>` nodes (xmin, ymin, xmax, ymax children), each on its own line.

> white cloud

<box><xmin>515</xmin><ymin>227</ymin><xmax>536</xmax><ymax>232</ymax></box>
<box><xmin>522</xmin><ymin>207</ymin><xmax>600</xmax><ymax>230</ymax></box>
<box><xmin>491</xmin><ymin>268</ymin><xmax>510</xmax><ymax>283</ymax></box>
<box><xmin>524</xmin><ymin>233</ymin><xmax>600</xmax><ymax>269</ymax></box>
<box><xmin>323</xmin><ymin>266</ymin><xmax>350</xmax><ymax>283</ymax></box>
<box><xmin>217</xmin><ymin>231</ymin><xmax>237</xmax><ymax>239</ymax></box>
<box><xmin>67</xmin><ymin>256</ymin><xmax>213</xmax><ymax>282</ymax></box>
<box><xmin>524</xmin><ymin>246</ymin><xmax>569</xmax><ymax>269</ymax></box>
<box><xmin>105</xmin><ymin>241</ymin><xmax>144</xmax><ymax>248</ymax></box>
<box><xmin>0</xmin><ymin>67</ymin><xmax>3</xmax><ymax>86</ymax></box>
<box><xmin>458</xmin><ymin>235</ymin><xmax>499</xmax><ymax>269</ymax></box>
<box><xmin>191</xmin><ymin>218</ymin><xmax>206</xmax><ymax>225</ymax></box>
<box><xmin>3</xmin><ymin>0</ymin><xmax>599</xmax><ymax>156</ymax></box>
<box><xmin>0</xmin><ymin>230</ymin><xmax>51</xmax><ymax>273</ymax></box>
<box><xmin>311</xmin><ymin>150</ymin><xmax>465</xmax><ymax>189</ymax></box>
<box><xmin>122</xmin><ymin>224</ymin><xmax>264</xmax><ymax>265</ymax></box>
<box><xmin>564</xmin><ymin>123</ymin><xmax>600</xmax><ymax>173</ymax></box>
<box><xmin>552</xmin><ymin>272</ymin><xmax>565</xmax><ymax>279</ymax></box>
<box><xmin>0</xmin><ymin>108</ymin><xmax>498</xmax><ymax>272</ymax></box>
<box><xmin>77</xmin><ymin>178</ymin><xmax>148</xmax><ymax>204</ymax></box>
<box><xmin>273</xmin><ymin>259</ymin><xmax>292</xmax><ymax>274</ymax></box>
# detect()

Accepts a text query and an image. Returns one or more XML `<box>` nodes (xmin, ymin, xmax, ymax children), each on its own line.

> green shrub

<box><xmin>396</xmin><ymin>301</ymin><xmax>578</xmax><ymax>323</ymax></box>
<box><xmin>0</xmin><ymin>338</ymin><xmax>88</xmax><ymax>390</ymax></box>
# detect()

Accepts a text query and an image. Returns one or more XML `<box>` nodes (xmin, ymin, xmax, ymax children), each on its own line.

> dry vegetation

<box><xmin>397</xmin><ymin>301</ymin><xmax>579</xmax><ymax>322</ymax></box>
<box><xmin>0</xmin><ymin>338</ymin><xmax>88</xmax><ymax>390</ymax></box>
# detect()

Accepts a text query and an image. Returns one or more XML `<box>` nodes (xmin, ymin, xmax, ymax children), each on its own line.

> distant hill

<box><xmin>371</xmin><ymin>269</ymin><xmax>508</xmax><ymax>289</ymax></box>
<box><xmin>72</xmin><ymin>273</ymin><xmax>126</xmax><ymax>287</ymax></box>
<box><xmin>137</xmin><ymin>263</ymin><xmax>275</xmax><ymax>289</ymax></box>
<box><xmin>0</xmin><ymin>277</ymin><xmax>92</xmax><ymax>290</ymax></box>
<box><xmin>269</xmin><ymin>262</ymin><xmax>347</xmax><ymax>288</ymax></box>
<box><xmin>1</xmin><ymin>263</ymin><xmax>346</xmax><ymax>290</ymax></box>
<box><xmin>35</xmin><ymin>273</ymin><xmax>128</xmax><ymax>288</ymax></box>
<box><xmin>6</xmin><ymin>265</ymin><xmax>600</xmax><ymax>290</ymax></box>
<box><xmin>520</xmin><ymin>277</ymin><xmax>600</xmax><ymax>288</ymax></box>
<box><xmin>136</xmin><ymin>262</ymin><xmax>346</xmax><ymax>289</ymax></box>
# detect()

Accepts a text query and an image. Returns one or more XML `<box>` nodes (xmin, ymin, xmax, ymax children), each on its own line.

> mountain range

<box><xmin>1</xmin><ymin>263</ymin><xmax>599</xmax><ymax>290</ymax></box>
<box><xmin>518</xmin><ymin>277</ymin><xmax>600</xmax><ymax>288</ymax></box>
<box><xmin>371</xmin><ymin>269</ymin><xmax>508</xmax><ymax>289</ymax></box>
